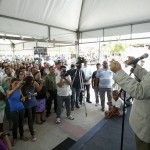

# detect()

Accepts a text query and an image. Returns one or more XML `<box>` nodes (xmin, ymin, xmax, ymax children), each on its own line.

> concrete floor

<box><xmin>6</xmin><ymin>89</ymin><xmax>108</xmax><ymax>150</ymax></box>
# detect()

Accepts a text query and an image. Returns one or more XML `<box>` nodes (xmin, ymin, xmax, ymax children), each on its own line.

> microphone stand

<box><xmin>120</xmin><ymin>64</ymin><xmax>136</xmax><ymax>150</ymax></box>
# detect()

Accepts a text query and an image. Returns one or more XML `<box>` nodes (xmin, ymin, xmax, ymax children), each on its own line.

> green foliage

<box><xmin>110</xmin><ymin>43</ymin><xmax>125</xmax><ymax>55</ymax></box>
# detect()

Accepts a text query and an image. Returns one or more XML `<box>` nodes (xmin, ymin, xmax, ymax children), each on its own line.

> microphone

<box><xmin>128</xmin><ymin>53</ymin><xmax>149</xmax><ymax>65</ymax></box>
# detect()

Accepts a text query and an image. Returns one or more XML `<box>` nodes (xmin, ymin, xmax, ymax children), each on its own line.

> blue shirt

<box><xmin>23</xmin><ymin>86</ymin><xmax>37</xmax><ymax>109</ymax></box>
<box><xmin>96</xmin><ymin>67</ymin><xmax>113</xmax><ymax>88</ymax></box>
<box><xmin>8</xmin><ymin>89</ymin><xmax>24</xmax><ymax>111</ymax></box>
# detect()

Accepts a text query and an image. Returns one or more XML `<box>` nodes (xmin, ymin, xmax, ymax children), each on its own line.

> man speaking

<box><xmin>109</xmin><ymin>56</ymin><xmax>150</xmax><ymax>150</ymax></box>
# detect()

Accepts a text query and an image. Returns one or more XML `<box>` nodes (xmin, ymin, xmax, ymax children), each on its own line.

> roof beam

<box><xmin>77</xmin><ymin>0</ymin><xmax>84</xmax><ymax>31</ymax></box>
<box><xmin>79</xmin><ymin>36</ymin><xmax>150</xmax><ymax>44</ymax></box>
<box><xmin>0</xmin><ymin>35</ymin><xmax>73</xmax><ymax>45</ymax></box>
<box><xmin>81</xmin><ymin>20</ymin><xmax>150</xmax><ymax>32</ymax></box>
<box><xmin>0</xmin><ymin>14</ymin><xmax>75</xmax><ymax>32</ymax></box>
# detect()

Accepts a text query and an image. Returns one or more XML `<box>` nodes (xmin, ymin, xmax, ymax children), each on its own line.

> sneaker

<box><xmin>31</xmin><ymin>136</ymin><xmax>36</xmax><ymax>141</ymax></box>
<box><xmin>95</xmin><ymin>103</ymin><xmax>99</xmax><ymax>106</ymax></box>
<box><xmin>56</xmin><ymin>118</ymin><xmax>61</xmax><ymax>124</ymax></box>
<box><xmin>86</xmin><ymin>100</ymin><xmax>92</xmax><ymax>103</ymax></box>
<box><xmin>67</xmin><ymin>115</ymin><xmax>74</xmax><ymax>120</ymax></box>
<box><xmin>75</xmin><ymin>105</ymin><xmax>80</xmax><ymax>108</ymax></box>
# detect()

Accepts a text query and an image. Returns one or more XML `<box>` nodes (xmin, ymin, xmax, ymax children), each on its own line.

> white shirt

<box><xmin>55</xmin><ymin>68</ymin><xmax>61</xmax><ymax>76</ymax></box>
<box><xmin>56</xmin><ymin>75</ymin><xmax>71</xmax><ymax>96</ymax></box>
<box><xmin>112</xmin><ymin>98</ymin><xmax>126</xmax><ymax>115</ymax></box>
<box><xmin>81</xmin><ymin>66</ymin><xmax>92</xmax><ymax>85</ymax></box>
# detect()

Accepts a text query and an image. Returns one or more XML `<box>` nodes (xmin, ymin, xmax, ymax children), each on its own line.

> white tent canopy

<box><xmin>0</xmin><ymin>0</ymin><xmax>150</xmax><ymax>44</ymax></box>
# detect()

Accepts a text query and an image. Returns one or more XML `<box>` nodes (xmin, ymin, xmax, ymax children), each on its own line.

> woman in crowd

<box><xmin>0</xmin><ymin>85</ymin><xmax>6</xmax><ymax>132</ymax></box>
<box><xmin>34</xmin><ymin>71</ymin><xmax>46</xmax><ymax>124</ymax></box>
<box><xmin>21</xmin><ymin>76</ymin><xmax>44</xmax><ymax>141</ymax></box>
<box><xmin>17</xmin><ymin>70</ymin><xmax>25</xmax><ymax>81</ymax></box>
<box><xmin>3</xmin><ymin>77</ymin><xmax>12</xmax><ymax>131</ymax></box>
<box><xmin>6</xmin><ymin>78</ymin><xmax>28</xmax><ymax>146</ymax></box>
<box><xmin>0</xmin><ymin>82</ymin><xmax>12</xmax><ymax>150</ymax></box>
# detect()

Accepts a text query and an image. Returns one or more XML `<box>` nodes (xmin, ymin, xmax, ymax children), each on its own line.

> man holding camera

<box><xmin>55</xmin><ymin>66</ymin><xmax>74</xmax><ymax>124</ymax></box>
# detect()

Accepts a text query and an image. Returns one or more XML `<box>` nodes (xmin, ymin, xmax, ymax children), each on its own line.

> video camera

<box><xmin>77</xmin><ymin>56</ymin><xmax>85</xmax><ymax>64</ymax></box>
<box><xmin>61</xmin><ymin>70</ymin><xmax>68</xmax><ymax>76</ymax></box>
<box><xmin>76</xmin><ymin>56</ymin><xmax>85</xmax><ymax>69</ymax></box>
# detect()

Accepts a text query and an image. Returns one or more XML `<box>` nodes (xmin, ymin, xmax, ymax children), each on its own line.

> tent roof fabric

<box><xmin>0</xmin><ymin>0</ymin><xmax>150</xmax><ymax>43</ymax></box>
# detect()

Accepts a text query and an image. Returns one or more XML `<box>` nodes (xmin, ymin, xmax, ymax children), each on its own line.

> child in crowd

<box><xmin>105</xmin><ymin>90</ymin><xmax>126</xmax><ymax>119</ymax></box>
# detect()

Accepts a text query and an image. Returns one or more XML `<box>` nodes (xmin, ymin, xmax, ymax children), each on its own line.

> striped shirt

<box><xmin>96</xmin><ymin>67</ymin><xmax>113</xmax><ymax>88</ymax></box>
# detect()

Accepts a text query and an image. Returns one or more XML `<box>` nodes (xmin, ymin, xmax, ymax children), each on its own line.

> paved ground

<box><xmin>5</xmin><ymin>88</ymin><xmax>109</xmax><ymax>150</ymax></box>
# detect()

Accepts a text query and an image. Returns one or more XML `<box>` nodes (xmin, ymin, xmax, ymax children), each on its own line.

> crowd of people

<box><xmin>0</xmin><ymin>56</ymin><xmax>149</xmax><ymax>150</ymax></box>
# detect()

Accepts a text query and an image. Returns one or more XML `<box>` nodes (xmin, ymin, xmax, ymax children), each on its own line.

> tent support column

<box><xmin>98</xmin><ymin>38</ymin><xmax>101</xmax><ymax>62</ymax></box>
<box><xmin>76</xmin><ymin>31</ymin><xmax>80</xmax><ymax>58</ymax></box>
<box><xmin>48</xmin><ymin>26</ymin><xmax>51</xmax><ymax>40</ymax></box>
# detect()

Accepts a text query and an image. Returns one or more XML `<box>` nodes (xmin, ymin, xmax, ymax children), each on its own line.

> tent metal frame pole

<box><xmin>0</xmin><ymin>35</ymin><xmax>73</xmax><ymax>44</ymax></box>
<box><xmin>75</xmin><ymin>0</ymin><xmax>84</xmax><ymax>58</ymax></box>
<box><xmin>48</xmin><ymin>26</ymin><xmax>51</xmax><ymax>40</ymax></box>
<box><xmin>130</xmin><ymin>24</ymin><xmax>133</xmax><ymax>39</ymax></box>
<box><xmin>79</xmin><ymin>36</ymin><xmax>150</xmax><ymax>45</ymax></box>
<box><xmin>98</xmin><ymin>38</ymin><xmax>100</xmax><ymax>62</ymax></box>
<box><xmin>76</xmin><ymin>31</ymin><xmax>80</xmax><ymax>57</ymax></box>
<box><xmin>81</xmin><ymin>20</ymin><xmax>150</xmax><ymax>32</ymax></box>
<box><xmin>0</xmin><ymin>14</ymin><xmax>75</xmax><ymax>32</ymax></box>
<box><xmin>77</xmin><ymin>0</ymin><xmax>84</xmax><ymax>31</ymax></box>
<box><xmin>102</xmin><ymin>29</ymin><xmax>104</xmax><ymax>42</ymax></box>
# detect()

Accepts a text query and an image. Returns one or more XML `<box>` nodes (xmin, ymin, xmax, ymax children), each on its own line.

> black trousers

<box><xmin>11</xmin><ymin>109</ymin><xmax>24</xmax><ymax>139</ymax></box>
<box><xmin>26</xmin><ymin>106</ymin><xmax>36</xmax><ymax>136</ymax></box>
<box><xmin>46</xmin><ymin>89</ymin><xmax>57</xmax><ymax>114</ymax></box>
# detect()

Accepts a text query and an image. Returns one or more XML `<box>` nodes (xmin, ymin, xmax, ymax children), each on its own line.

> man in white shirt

<box><xmin>81</xmin><ymin>59</ymin><xmax>93</xmax><ymax>103</ymax></box>
<box><xmin>55</xmin><ymin>66</ymin><xmax>74</xmax><ymax>124</ymax></box>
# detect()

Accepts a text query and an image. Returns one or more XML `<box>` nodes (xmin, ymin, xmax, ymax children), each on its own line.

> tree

<box><xmin>110</xmin><ymin>42</ymin><xmax>125</xmax><ymax>55</ymax></box>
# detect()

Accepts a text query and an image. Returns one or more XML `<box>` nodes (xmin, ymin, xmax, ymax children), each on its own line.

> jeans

<box><xmin>11</xmin><ymin>109</ymin><xmax>24</xmax><ymax>139</ymax></box>
<box><xmin>71</xmin><ymin>87</ymin><xmax>81</xmax><ymax>106</ymax></box>
<box><xmin>94</xmin><ymin>87</ymin><xmax>100</xmax><ymax>103</ymax></box>
<box><xmin>56</xmin><ymin>95</ymin><xmax>71</xmax><ymax>118</ymax></box>
<box><xmin>26</xmin><ymin>106</ymin><xmax>36</xmax><ymax>136</ymax></box>
<box><xmin>84</xmin><ymin>84</ymin><xmax>90</xmax><ymax>101</ymax></box>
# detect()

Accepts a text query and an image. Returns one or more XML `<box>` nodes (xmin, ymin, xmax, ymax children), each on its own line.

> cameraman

<box><xmin>55</xmin><ymin>66</ymin><xmax>74</xmax><ymax>124</ymax></box>
<box><xmin>67</xmin><ymin>63</ymin><xmax>85</xmax><ymax>110</ymax></box>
